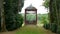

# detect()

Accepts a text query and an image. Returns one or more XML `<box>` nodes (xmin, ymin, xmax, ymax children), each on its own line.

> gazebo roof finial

<box><xmin>29</xmin><ymin>4</ymin><xmax>33</xmax><ymax>7</ymax></box>
<box><xmin>25</xmin><ymin>4</ymin><xmax>37</xmax><ymax>10</ymax></box>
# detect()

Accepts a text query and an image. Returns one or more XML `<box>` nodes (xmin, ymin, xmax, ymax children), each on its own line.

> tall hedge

<box><xmin>5</xmin><ymin>14</ymin><xmax>23</xmax><ymax>31</ymax></box>
<box><xmin>49</xmin><ymin>0</ymin><xmax>60</xmax><ymax>34</ymax></box>
<box><xmin>3</xmin><ymin>0</ymin><xmax>24</xmax><ymax>31</ymax></box>
<box><xmin>43</xmin><ymin>0</ymin><xmax>60</xmax><ymax>33</ymax></box>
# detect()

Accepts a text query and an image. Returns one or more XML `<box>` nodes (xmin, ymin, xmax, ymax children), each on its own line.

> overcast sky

<box><xmin>20</xmin><ymin>0</ymin><xmax>49</xmax><ymax>14</ymax></box>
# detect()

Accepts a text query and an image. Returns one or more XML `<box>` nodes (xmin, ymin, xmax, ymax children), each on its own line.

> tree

<box><xmin>43</xmin><ymin>0</ymin><xmax>58</xmax><ymax>33</ymax></box>
<box><xmin>0</xmin><ymin>0</ymin><xmax>24</xmax><ymax>31</ymax></box>
<box><xmin>0</xmin><ymin>0</ymin><xmax>7</xmax><ymax>32</ymax></box>
<box><xmin>4</xmin><ymin>0</ymin><xmax>24</xmax><ymax>31</ymax></box>
<box><xmin>43</xmin><ymin>0</ymin><xmax>50</xmax><ymax>8</ymax></box>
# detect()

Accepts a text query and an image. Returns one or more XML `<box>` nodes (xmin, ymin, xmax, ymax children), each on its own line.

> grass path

<box><xmin>16</xmin><ymin>25</ymin><xmax>56</xmax><ymax>34</ymax></box>
<box><xmin>0</xmin><ymin>25</ymin><xmax>56</xmax><ymax>34</ymax></box>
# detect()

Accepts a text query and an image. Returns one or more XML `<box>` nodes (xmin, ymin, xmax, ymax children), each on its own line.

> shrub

<box><xmin>6</xmin><ymin>14</ymin><xmax>23</xmax><ymax>31</ymax></box>
<box><xmin>50</xmin><ymin>23</ymin><xmax>57</xmax><ymax>33</ymax></box>
<box><xmin>4</xmin><ymin>0</ymin><xmax>24</xmax><ymax>31</ymax></box>
<box><xmin>57</xmin><ymin>26</ymin><xmax>60</xmax><ymax>34</ymax></box>
<box><xmin>15</xmin><ymin>14</ymin><xmax>23</xmax><ymax>28</ymax></box>
<box><xmin>43</xmin><ymin>23</ymin><xmax>50</xmax><ymax>29</ymax></box>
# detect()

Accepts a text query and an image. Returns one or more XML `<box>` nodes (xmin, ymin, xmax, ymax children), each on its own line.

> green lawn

<box><xmin>0</xmin><ymin>25</ymin><xmax>55</xmax><ymax>34</ymax></box>
<box><xmin>16</xmin><ymin>25</ymin><xmax>55</xmax><ymax>34</ymax></box>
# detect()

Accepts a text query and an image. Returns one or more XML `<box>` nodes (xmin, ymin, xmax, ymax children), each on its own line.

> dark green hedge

<box><xmin>0</xmin><ymin>0</ymin><xmax>24</xmax><ymax>31</ymax></box>
<box><xmin>43</xmin><ymin>23</ymin><xmax>50</xmax><ymax>29</ymax></box>
<box><xmin>4</xmin><ymin>0</ymin><xmax>23</xmax><ymax>31</ymax></box>
<box><xmin>57</xmin><ymin>26</ymin><xmax>60</xmax><ymax>34</ymax></box>
<box><xmin>6</xmin><ymin>14</ymin><xmax>23</xmax><ymax>31</ymax></box>
<box><xmin>43</xmin><ymin>23</ymin><xmax>57</xmax><ymax>33</ymax></box>
<box><xmin>0</xmin><ymin>14</ymin><xmax>23</xmax><ymax>31</ymax></box>
<box><xmin>50</xmin><ymin>23</ymin><xmax>57</xmax><ymax>33</ymax></box>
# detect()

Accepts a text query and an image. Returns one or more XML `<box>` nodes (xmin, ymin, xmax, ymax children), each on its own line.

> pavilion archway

<box><xmin>25</xmin><ymin>5</ymin><xmax>37</xmax><ymax>25</ymax></box>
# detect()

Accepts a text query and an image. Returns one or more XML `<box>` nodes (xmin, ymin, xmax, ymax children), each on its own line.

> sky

<box><xmin>20</xmin><ymin>0</ymin><xmax>49</xmax><ymax>14</ymax></box>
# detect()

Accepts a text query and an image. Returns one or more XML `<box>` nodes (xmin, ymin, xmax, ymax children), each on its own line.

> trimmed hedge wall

<box><xmin>43</xmin><ymin>23</ymin><xmax>57</xmax><ymax>33</ymax></box>
<box><xmin>50</xmin><ymin>23</ymin><xmax>57</xmax><ymax>33</ymax></box>
<box><xmin>3</xmin><ymin>0</ymin><xmax>24</xmax><ymax>31</ymax></box>
<box><xmin>43</xmin><ymin>23</ymin><xmax>50</xmax><ymax>29</ymax></box>
<box><xmin>6</xmin><ymin>14</ymin><xmax>23</xmax><ymax>31</ymax></box>
<box><xmin>57</xmin><ymin>26</ymin><xmax>60</xmax><ymax>34</ymax></box>
<box><xmin>0</xmin><ymin>0</ymin><xmax>24</xmax><ymax>32</ymax></box>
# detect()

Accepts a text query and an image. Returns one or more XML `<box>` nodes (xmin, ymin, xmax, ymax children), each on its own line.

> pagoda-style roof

<box><xmin>25</xmin><ymin>5</ymin><xmax>37</xmax><ymax>11</ymax></box>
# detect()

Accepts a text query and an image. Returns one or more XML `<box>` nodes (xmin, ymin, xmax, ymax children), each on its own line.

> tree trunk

<box><xmin>0</xmin><ymin>0</ymin><xmax>6</xmax><ymax>32</ymax></box>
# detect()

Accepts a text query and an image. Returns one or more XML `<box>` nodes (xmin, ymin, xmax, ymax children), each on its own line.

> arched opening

<box><xmin>21</xmin><ymin>0</ymin><xmax>49</xmax><ymax>26</ymax></box>
<box><xmin>25</xmin><ymin>5</ymin><xmax>37</xmax><ymax>25</ymax></box>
